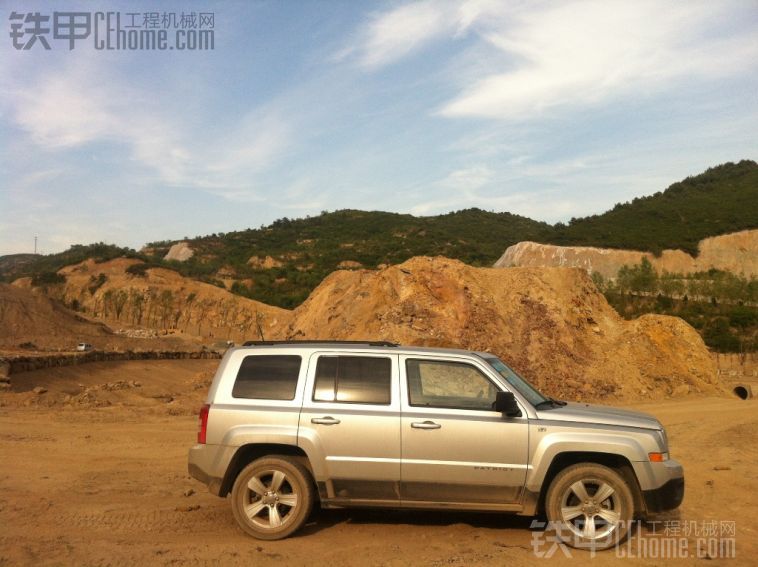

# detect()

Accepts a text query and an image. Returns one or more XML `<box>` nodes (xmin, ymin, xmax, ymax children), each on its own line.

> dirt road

<box><xmin>0</xmin><ymin>360</ymin><xmax>755</xmax><ymax>566</ymax></box>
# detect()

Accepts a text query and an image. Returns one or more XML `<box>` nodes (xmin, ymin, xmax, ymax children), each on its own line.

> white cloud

<box><xmin>441</xmin><ymin>164</ymin><xmax>494</xmax><ymax>190</ymax></box>
<box><xmin>345</xmin><ymin>1</ymin><xmax>758</xmax><ymax>119</ymax></box>
<box><xmin>441</xmin><ymin>1</ymin><xmax>758</xmax><ymax>119</ymax></box>
<box><xmin>5</xmin><ymin>56</ymin><xmax>291</xmax><ymax>195</ymax></box>
<box><xmin>340</xmin><ymin>0</ymin><xmax>459</xmax><ymax>68</ymax></box>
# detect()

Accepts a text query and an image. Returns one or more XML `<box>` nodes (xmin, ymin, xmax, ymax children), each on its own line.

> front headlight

<box><xmin>657</xmin><ymin>426</ymin><xmax>669</xmax><ymax>452</ymax></box>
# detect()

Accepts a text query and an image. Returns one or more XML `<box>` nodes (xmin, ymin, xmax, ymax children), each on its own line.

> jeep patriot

<box><xmin>188</xmin><ymin>341</ymin><xmax>684</xmax><ymax>549</ymax></box>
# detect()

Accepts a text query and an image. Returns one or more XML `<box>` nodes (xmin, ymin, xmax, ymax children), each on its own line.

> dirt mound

<box><xmin>283</xmin><ymin>257</ymin><xmax>720</xmax><ymax>401</ymax></box>
<box><xmin>0</xmin><ymin>283</ymin><xmax>112</xmax><ymax>349</ymax></box>
<box><xmin>495</xmin><ymin>229</ymin><xmax>758</xmax><ymax>278</ymax></box>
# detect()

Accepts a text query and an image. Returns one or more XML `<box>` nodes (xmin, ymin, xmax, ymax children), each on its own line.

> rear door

<box><xmin>298</xmin><ymin>352</ymin><xmax>400</xmax><ymax>503</ymax></box>
<box><xmin>399</xmin><ymin>355</ymin><xmax>529</xmax><ymax>507</ymax></box>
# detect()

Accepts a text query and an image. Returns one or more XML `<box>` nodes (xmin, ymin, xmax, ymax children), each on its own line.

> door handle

<box><xmin>411</xmin><ymin>421</ymin><xmax>441</xmax><ymax>430</ymax></box>
<box><xmin>311</xmin><ymin>416</ymin><xmax>341</xmax><ymax>425</ymax></box>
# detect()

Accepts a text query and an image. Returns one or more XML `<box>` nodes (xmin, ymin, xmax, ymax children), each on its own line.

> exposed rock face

<box><xmin>494</xmin><ymin>229</ymin><xmax>758</xmax><ymax>278</ymax></box>
<box><xmin>51</xmin><ymin>259</ymin><xmax>290</xmax><ymax>341</ymax></box>
<box><xmin>163</xmin><ymin>242</ymin><xmax>194</xmax><ymax>262</ymax></box>
<box><xmin>283</xmin><ymin>257</ymin><xmax>721</xmax><ymax>401</ymax></box>
<box><xmin>248</xmin><ymin>255</ymin><xmax>283</xmax><ymax>269</ymax></box>
<box><xmin>697</xmin><ymin>230</ymin><xmax>758</xmax><ymax>275</ymax></box>
<box><xmin>337</xmin><ymin>260</ymin><xmax>363</xmax><ymax>269</ymax></box>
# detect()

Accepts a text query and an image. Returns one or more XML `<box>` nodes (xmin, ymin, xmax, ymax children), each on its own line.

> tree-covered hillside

<box><xmin>0</xmin><ymin>244</ymin><xmax>139</xmax><ymax>284</ymax></box>
<box><xmin>546</xmin><ymin>160</ymin><xmax>758</xmax><ymax>255</ymax></box>
<box><xmin>2</xmin><ymin>160</ymin><xmax>756</xmax><ymax>310</ymax></box>
<box><xmin>144</xmin><ymin>208</ymin><xmax>551</xmax><ymax>307</ymax></box>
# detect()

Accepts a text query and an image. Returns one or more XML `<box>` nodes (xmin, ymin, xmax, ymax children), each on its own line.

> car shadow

<box><xmin>298</xmin><ymin>506</ymin><xmax>537</xmax><ymax>537</ymax></box>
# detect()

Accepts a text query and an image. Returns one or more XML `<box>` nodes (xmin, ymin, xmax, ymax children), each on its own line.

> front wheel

<box><xmin>545</xmin><ymin>463</ymin><xmax>635</xmax><ymax>550</ymax></box>
<box><xmin>231</xmin><ymin>456</ymin><xmax>314</xmax><ymax>540</ymax></box>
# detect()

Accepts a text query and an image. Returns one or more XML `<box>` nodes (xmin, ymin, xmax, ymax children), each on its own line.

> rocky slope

<box><xmin>0</xmin><ymin>282</ymin><xmax>209</xmax><ymax>353</ymax></box>
<box><xmin>14</xmin><ymin>258</ymin><xmax>291</xmax><ymax>343</ymax></box>
<box><xmin>283</xmin><ymin>257</ymin><xmax>720</xmax><ymax>401</ymax></box>
<box><xmin>0</xmin><ymin>283</ymin><xmax>111</xmax><ymax>350</ymax></box>
<box><xmin>494</xmin><ymin>229</ymin><xmax>758</xmax><ymax>278</ymax></box>
<box><xmin>163</xmin><ymin>242</ymin><xmax>194</xmax><ymax>262</ymax></box>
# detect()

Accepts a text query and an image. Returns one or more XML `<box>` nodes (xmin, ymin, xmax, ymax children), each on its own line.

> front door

<box><xmin>399</xmin><ymin>355</ymin><xmax>529</xmax><ymax>506</ymax></box>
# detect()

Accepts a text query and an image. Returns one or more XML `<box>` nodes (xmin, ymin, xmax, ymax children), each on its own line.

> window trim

<box><xmin>405</xmin><ymin>357</ymin><xmax>502</xmax><ymax>412</ymax></box>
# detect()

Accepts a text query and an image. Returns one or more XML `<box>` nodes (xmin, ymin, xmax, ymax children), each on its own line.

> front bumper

<box><xmin>632</xmin><ymin>457</ymin><xmax>684</xmax><ymax>514</ymax></box>
<box><xmin>643</xmin><ymin>476</ymin><xmax>685</xmax><ymax>513</ymax></box>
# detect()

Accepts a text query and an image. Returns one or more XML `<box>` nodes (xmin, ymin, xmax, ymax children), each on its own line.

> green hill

<box><xmin>546</xmin><ymin>160</ymin><xmax>758</xmax><ymax>255</ymax></box>
<box><xmin>144</xmin><ymin>208</ymin><xmax>551</xmax><ymax>307</ymax></box>
<box><xmin>2</xmin><ymin>160</ymin><xmax>756</xmax><ymax>310</ymax></box>
<box><xmin>0</xmin><ymin>253</ymin><xmax>39</xmax><ymax>276</ymax></box>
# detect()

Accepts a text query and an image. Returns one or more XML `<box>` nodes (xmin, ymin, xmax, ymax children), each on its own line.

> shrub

<box><xmin>31</xmin><ymin>271</ymin><xmax>65</xmax><ymax>286</ymax></box>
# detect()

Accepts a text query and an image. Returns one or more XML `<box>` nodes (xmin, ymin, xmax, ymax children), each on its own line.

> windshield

<box><xmin>485</xmin><ymin>357</ymin><xmax>549</xmax><ymax>407</ymax></box>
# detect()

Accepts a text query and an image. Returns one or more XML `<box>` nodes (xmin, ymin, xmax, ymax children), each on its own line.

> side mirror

<box><xmin>494</xmin><ymin>391</ymin><xmax>522</xmax><ymax>417</ymax></box>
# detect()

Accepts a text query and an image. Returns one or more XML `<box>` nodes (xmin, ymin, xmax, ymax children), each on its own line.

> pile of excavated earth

<box><xmin>281</xmin><ymin>257</ymin><xmax>721</xmax><ymax>401</ymax></box>
<box><xmin>3</xmin><ymin>256</ymin><xmax>723</xmax><ymax>401</ymax></box>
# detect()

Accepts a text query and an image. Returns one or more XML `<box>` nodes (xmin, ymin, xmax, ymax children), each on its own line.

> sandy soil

<box><xmin>0</xmin><ymin>360</ymin><xmax>755</xmax><ymax>566</ymax></box>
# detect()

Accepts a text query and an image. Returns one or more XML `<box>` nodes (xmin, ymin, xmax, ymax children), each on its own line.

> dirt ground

<box><xmin>0</xmin><ymin>360</ymin><xmax>755</xmax><ymax>566</ymax></box>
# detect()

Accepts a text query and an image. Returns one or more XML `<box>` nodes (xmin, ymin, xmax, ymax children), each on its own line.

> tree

<box><xmin>632</xmin><ymin>258</ymin><xmax>658</xmax><ymax>294</ymax></box>
<box><xmin>158</xmin><ymin>290</ymin><xmax>174</xmax><ymax>328</ymax></box>
<box><xmin>113</xmin><ymin>290</ymin><xmax>128</xmax><ymax>320</ymax></box>
<box><xmin>659</xmin><ymin>272</ymin><xmax>685</xmax><ymax>297</ymax></box>
<box><xmin>102</xmin><ymin>289</ymin><xmax>114</xmax><ymax>318</ymax></box>
<box><xmin>128</xmin><ymin>289</ymin><xmax>145</xmax><ymax>325</ymax></box>
<box><xmin>590</xmin><ymin>271</ymin><xmax>606</xmax><ymax>291</ymax></box>
<box><xmin>196</xmin><ymin>299</ymin><xmax>212</xmax><ymax>335</ymax></box>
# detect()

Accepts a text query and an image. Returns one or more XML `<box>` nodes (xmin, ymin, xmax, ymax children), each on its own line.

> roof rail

<box><xmin>242</xmin><ymin>340</ymin><xmax>399</xmax><ymax>347</ymax></box>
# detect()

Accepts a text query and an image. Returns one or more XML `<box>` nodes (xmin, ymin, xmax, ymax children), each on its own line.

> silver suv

<box><xmin>188</xmin><ymin>341</ymin><xmax>683</xmax><ymax>549</ymax></box>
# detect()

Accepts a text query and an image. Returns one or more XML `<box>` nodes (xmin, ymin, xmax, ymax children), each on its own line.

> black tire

<box><xmin>231</xmin><ymin>455</ymin><xmax>314</xmax><ymax>540</ymax></box>
<box><xmin>545</xmin><ymin>463</ymin><xmax>635</xmax><ymax>550</ymax></box>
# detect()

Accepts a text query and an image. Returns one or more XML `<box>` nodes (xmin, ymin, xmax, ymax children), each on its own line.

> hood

<box><xmin>536</xmin><ymin>402</ymin><xmax>661</xmax><ymax>430</ymax></box>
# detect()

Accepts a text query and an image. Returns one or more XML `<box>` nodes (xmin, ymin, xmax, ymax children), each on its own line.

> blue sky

<box><xmin>1</xmin><ymin>0</ymin><xmax>757</xmax><ymax>255</ymax></box>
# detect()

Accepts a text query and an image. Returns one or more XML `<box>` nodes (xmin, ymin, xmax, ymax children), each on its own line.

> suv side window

<box><xmin>406</xmin><ymin>359</ymin><xmax>498</xmax><ymax>411</ymax></box>
<box><xmin>313</xmin><ymin>356</ymin><xmax>391</xmax><ymax>405</ymax></box>
<box><xmin>232</xmin><ymin>355</ymin><xmax>302</xmax><ymax>400</ymax></box>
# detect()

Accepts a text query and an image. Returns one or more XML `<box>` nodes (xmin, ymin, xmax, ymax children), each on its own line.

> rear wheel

<box><xmin>231</xmin><ymin>456</ymin><xmax>314</xmax><ymax>540</ymax></box>
<box><xmin>545</xmin><ymin>463</ymin><xmax>635</xmax><ymax>550</ymax></box>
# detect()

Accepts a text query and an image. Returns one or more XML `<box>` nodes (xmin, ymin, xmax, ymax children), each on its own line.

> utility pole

<box><xmin>34</xmin><ymin>236</ymin><xmax>38</xmax><ymax>254</ymax></box>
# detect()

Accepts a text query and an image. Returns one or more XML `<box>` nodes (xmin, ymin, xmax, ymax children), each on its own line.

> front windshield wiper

<box><xmin>534</xmin><ymin>397</ymin><xmax>567</xmax><ymax>409</ymax></box>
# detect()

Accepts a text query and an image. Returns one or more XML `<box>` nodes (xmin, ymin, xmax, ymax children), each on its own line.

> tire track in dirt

<box><xmin>58</xmin><ymin>504</ymin><xmax>233</xmax><ymax>534</ymax></box>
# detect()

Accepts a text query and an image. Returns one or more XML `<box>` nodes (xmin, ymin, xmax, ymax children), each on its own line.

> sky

<box><xmin>1</xmin><ymin>0</ymin><xmax>757</xmax><ymax>256</ymax></box>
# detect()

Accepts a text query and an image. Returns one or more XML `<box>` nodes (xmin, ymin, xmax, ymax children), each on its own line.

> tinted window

<box><xmin>406</xmin><ymin>359</ymin><xmax>497</xmax><ymax>410</ymax></box>
<box><xmin>232</xmin><ymin>355</ymin><xmax>302</xmax><ymax>400</ymax></box>
<box><xmin>313</xmin><ymin>356</ymin><xmax>391</xmax><ymax>405</ymax></box>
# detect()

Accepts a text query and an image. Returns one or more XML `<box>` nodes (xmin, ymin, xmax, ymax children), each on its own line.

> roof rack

<box><xmin>242</xmin><ymin>340</ymin><xmax>399</xmax><ymax>347</ymax></box>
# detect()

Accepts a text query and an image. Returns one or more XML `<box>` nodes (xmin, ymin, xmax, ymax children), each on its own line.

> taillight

<box><xmin>197</xmin><ymin>404</ymin><xmax>210</xmax><ymax>444</ymax></box>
